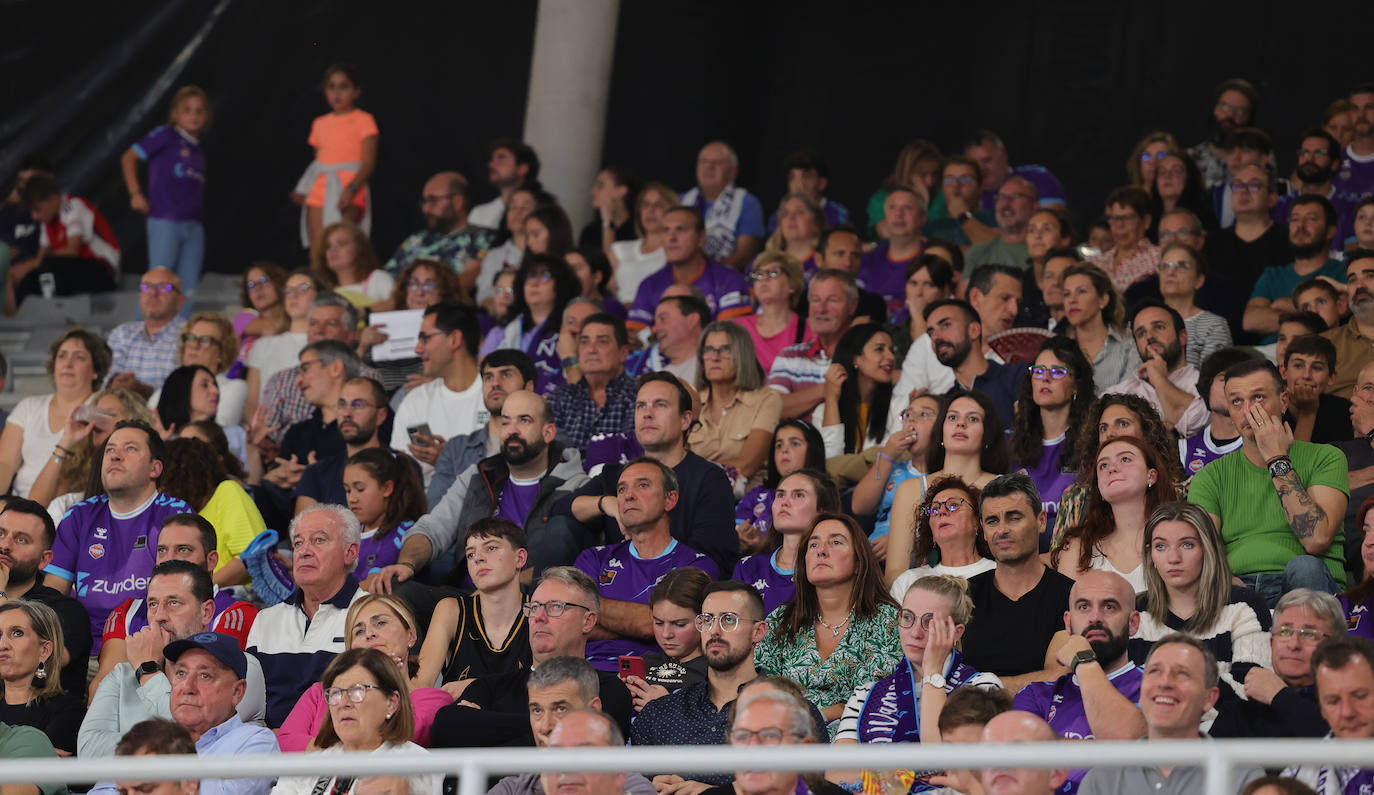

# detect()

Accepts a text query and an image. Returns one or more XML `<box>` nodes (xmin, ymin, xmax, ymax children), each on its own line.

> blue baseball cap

<box><xmin>163</xmin><ymin>632</ymin><xmax>248</xmax><ymax>679</ymax></box>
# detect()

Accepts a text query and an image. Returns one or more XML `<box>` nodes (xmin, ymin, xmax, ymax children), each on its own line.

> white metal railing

<box><xmin>3</xmin><ymin>741</ymin><xmax>1372</xmax><ymax>795</ymax></box>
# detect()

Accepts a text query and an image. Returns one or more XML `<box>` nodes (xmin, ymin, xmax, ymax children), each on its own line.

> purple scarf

<box><xmin>856</xmin><ymin>651</ymin><xmax>980</xmax><ymax>743</ymax></box>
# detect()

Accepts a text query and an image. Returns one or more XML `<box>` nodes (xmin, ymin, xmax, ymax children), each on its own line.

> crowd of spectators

<box><xmin>3</xmin><ymin>72</ymin><xmax>1374</xmax><ymax>795</ymax></box>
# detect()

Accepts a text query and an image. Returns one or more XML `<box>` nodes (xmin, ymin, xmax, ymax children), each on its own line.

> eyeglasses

<box><xmin>925</xmin><ymin>497</ymin><xmax>968</xmax><ymax>517</ymax></box>
<box><xmin>180</xmin><ymin>333</ymin><xmax>217</xmax><ymax>347</ymax></box>
<box><xmin>522</xmin><ymin>599</ymin><xmax>592</xmax><ymax>618</ymax></box>
<box><xmin>702</xmin><ymin>344</ymin><xmax>733</xmax><ymax>358</ymax></box>
<box><xmin>494</xmin><ymin>286</ymin><xmax>515</xmax><ymax>296</ymax></box>
<box><xmin>1157</xmin><ymin>166</ymin><xmax>1186</xmax><ymax>179</ymax></box>
<box><xmin>140</xmin><ymin>282</ymin><xmax>178</xmax><ymax>294</ymax></box>
<box><xmin>1158</xmin><ymin>259</ymin><xmax>1195</xmax><ymax>273</ymax></box>
<box><xmin>324</xmin><ymin>683</ymin><xmax>383</xmax><ymax>706</ymax></box>
<box><xmin>415</xmin><ymin>330</ymin><xmax>445</xmax><ymax>345</ymax></box>
<box><xmin>1298</xmin><ymin>148</ymin><xmax>1331</xmax><ymax>159</ymax></box>
<box><xmin>337</xmin><ymin>398</ymin><xmax>376</xmax><ymax>411</ymax></box>
<box><xmin>899</xmin><ymin>408</ymin><xmax>935</xmax><ymax>423</ymax></box>
<box><xmin>750</xmin><ymin>269</ymin><xmax>783</xmax><ymax>282</ymax></box>
<box><xmin>1139</xmin><ymin>151</ymin><xmax>1169</xmax><ymax>163</ymax></box>
<box><xmin>1230</xmin><ymin>181</ymin><xmax>1266</xmax><ymax>194</ymax></box>
<box><xmin>1273</xmin><ymin>625</ymin><xmax>1329</xmax><ymax>644</ymax></box>
<box><xmin>1106</xmin><ymin>213</ymin><xmax>1139</xmax><ymax>223</ymax></box>
<box><xmin>897</xmin><ymin>610</ymin><xmax>937</xmax><ymax>630</ymax></box>
<box><xmin>1028</xmin><ymin>364</ymin><xmax>1069</xmax><ymax>380</ymax></box>
<box><xmin>943</xmin><ymin>175</ymin><xmax>976</xmax><ymax>186</ymax></box>
<box><xmin>1216</xmin><ymin>100</ymin><xmax>1247</xmax><ymax>115</ymax></box>
<box><xmin>406</xmin><ymin>279</ymin><xmax>439</xmax><ymax>293</ymax></box>
<box><xmin>526</xmin><ymin>272</ymin><xmax>554</xmax><ymax>283</ymax></box>
<box><xmin>285</xmin><ymin>283</ymin><xmax>316</xmax><ymax>297</ymax></box>
<box><xmin>245</xmin><ymin>276</ymin><xmax>272</xmax><ymax>291</ymax></box>
<box><xmin>695</xmin><ymin>612</ymin><xmax>750</xmax><ymax>632</ymax></box>
<box><xmin>730</xmin><ymin>728</ymin><xmax>802</xmax><ymax>745</ymax></box>
<box><xmin>1157</xmin><ymin>228</ymin><xmax>1201</xmax><ymax>243</ymax></box>
<box><xmin>420</xmin><ymin>193</ymin><xmax>457</xmax><ymax>207</ymax></box>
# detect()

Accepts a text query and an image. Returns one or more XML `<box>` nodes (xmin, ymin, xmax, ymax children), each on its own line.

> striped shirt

<box><xmin>766</xmin><ymin>338</ymin><xmax>831</xmax><ymax>396</ymax></box>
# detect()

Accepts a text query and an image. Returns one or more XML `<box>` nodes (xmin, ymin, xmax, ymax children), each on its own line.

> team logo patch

<box><xmin>753</xmin><ymin>501</ymin><xmax>767</xmax><ymax>517</ymax></box>
<box><xmin>1189</xmin><ymin>458</ymin><xmax>1204</xmax><ymax>473</ymax></box>
<box><xmin>89</xmin><ymin>544</ymin><xmax>105</xmax><ymax>560</ymax></box>
<box><xmin>599</xmin><ymin>569</ymin><xmax>617</xmax><ymax>586</ymax></box>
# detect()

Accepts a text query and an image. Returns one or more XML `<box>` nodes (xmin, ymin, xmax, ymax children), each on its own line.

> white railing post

<box><xmin>459</xmin><ymin>759</ymin><xmax>485</xmax><ymax>795</ymax></box>
<box><xmin>1205</xmin><ymin>747</ymin><xmax>1232</xmax><ymax>795</ymax></box>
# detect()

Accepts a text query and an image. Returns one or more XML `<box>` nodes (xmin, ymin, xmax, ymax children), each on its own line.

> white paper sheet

<box><xmin>367</xmin><ymin>309</ymin><xmax>425</xmax><ymax>362</ymax></box>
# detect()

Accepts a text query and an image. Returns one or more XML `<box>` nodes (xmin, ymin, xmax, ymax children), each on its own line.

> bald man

<box><xmin>541</xmin><ymin>710</ymin><xmax>628</xmax><ymax>795</ymax></box>
<box><xmin>1013</xmin><ymin>570</ymin><xmax>1147</xmax><ymax>793</ymax></box>
<box><xmin>387</xmin><ymin>170</ymin><xmax>496</xmax><ymax>293</ymax></box>
<box><xmin>680</xmin><ymin>141</ymin><xmax>765</xmax><ymax>269</ymax></box>
<box><xmin>107</xmin><ymin>266</ymin><xmax>188</xmax><ymax>393</ymax></box>
<box><xmin>981</xmin><ymin>711</ymin><xmax>1068</xmax><ymax>795</ymax></box>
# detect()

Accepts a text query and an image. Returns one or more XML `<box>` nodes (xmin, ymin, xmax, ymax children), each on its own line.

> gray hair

<box><xmin>732</xmin><ymin>689</ymin><xmax>816</xmax><ymax>742</ymax></box>
<box><xmin>1146</xmin><ymin>632</ymin><xmax>1219</xmax><ymax>689</ymax></box>
<box><xmin>810</xmin><ymin>267</ymin><xmax>859</xmax><ymax>304</ymax></box>
<box><xmin>1275</xmin><ymin>588</ymin><xmax>1346</xmax><ymax>637</ymax></box>
<box><xmin>567</xmin><ymin>296</ymin><xmax>603</xmax><ymax>312</ymax></box>
<box><xmin>696</xmin><ymin>321</ymin><xmax>764</xmax><ymax>392</ymax></box>
<box><xmin>528</xmin><ymin>656</ymin><xmax>600</xmax><ymax>705</ymax></box>
<box><xmin>288</xmin><ymin>503</ymin><xmax>362</xmax><ymax>548</ymax></box>
<box><xmin>536</xmin><ymin>566</ymin><xmax>601</xmax><ymax>612</ymax></box>
<box><xmin>310</xmin><ymin>291</ymin><xmax>361</xmax><ymax>332</ymax></box>
<box><xmin>701</xmin><ymin>140</ymin><xmax>739</xmax><ymax>170</ymax></box>
<box><xmin>302</xmin><ymin>339</ymin><xmax>361</xmax><ymax>380</ymax></box>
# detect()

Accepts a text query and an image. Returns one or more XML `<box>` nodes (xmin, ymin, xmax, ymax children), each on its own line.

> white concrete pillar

<box><xmin>522</xmin><ymin>0</ymin><xmax>621</xmax><ymax>231</ymax></box>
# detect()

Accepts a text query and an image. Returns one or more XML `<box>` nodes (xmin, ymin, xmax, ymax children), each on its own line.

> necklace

<box><xmin>816</xmin><ymin>612</ymin><xmax>852</xmax><ymax>638</ymax></box>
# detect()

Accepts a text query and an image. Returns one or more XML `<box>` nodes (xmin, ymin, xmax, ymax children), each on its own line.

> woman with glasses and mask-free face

<box><xmin>244</xmin><ymin>269</ymin><xmax>321</xmax><ymax>421</ymax></box>
<box><xmin>754</xmin><ymin>513</ymin><xmax>901</xmax><ymax>734</ymax></box>
<box><xmin>272</xmin><ymin>646</ymin><xmax>440</xmax><ymax>795</ymax></box>
<box><xmin>835</xmin><ymin>575</ymin><xmax>1000</xmax><ymax>753</ymax></box>
<box><xmin>887</xmin><ymin>477</ymin><xmax>995</xmax><ymax>603</ymax></box>
<box><xmin>357</xmin><ymin>259</ymin><xmax>464</xmax><ymax>392</ymax></box>
<box><xmin>479</xmin><ymin>253</ymin><xmax>581</xmax><ymax>395</ymax></box>
<box><xmin>1129</xmin><ymin>502</ymin><xmax>1272</xmax><ymax>700</ymax></box>
<box><xmin>690</xmin><ymin>321</ymin><xmax>781</xmax><ymax>485</ymax></box>
<box><xmin>1156</xmin><ymin>243</ymin><xmax>1232</xmax><ymax>368</ymax></box>
<box><xmin>734</xmin><ymin>469</ymin><xmax>842</xmax><ymax>616</ymax></box>
<box><xmin>234</xmin><ymin>261</ymin><xmax>288</xmax><ymax>366</ymax></box>
<box><xmin>886</xmin><ymin>392</ymin><xmax>1010</xmax><ymax>587</ymax></box>
<box><xmin>1010</xmin><ymin>337</ymin><xmax>1095</xmax><ymax>550</ymax></box>
<box><xmin>736</xmin><ymin>251</ymin><xmax>813</xmax><ymax>374</ymax></box>
<box><xmin>278</xmin><ymin>596</ymin><xmax>450</xmax><ymax>753</ymax></box>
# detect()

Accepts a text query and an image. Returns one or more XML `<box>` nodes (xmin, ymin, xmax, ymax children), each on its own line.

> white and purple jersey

<box><xmin>626</xmin><ymin>260</ymin><xmax>751</xmax><ymax>329</ymax></box>
<box><xmin>1016</xmin><ymin>435</ymin><xmax>1077</xmax><ymax>552</ymax></box>
<box><xmin>732</xmin><ymin>550</ymin><xmax>795</xmax><ymax>615</ymax></box>
<box><xmin>1333</xmin><ymin>146</ymin><xmax>1374</xmax><ymax>198</ymax></box>
<box><xmin>734</xmin><ymin>486</ymin><xmax>775</xmax><ymax>537</ymax></box>
<box><xmin>1013</xmin><ymin>662</ymin><xmax>1144</xmax><ymax>793</ymax></box>
<box><xmin>576</xmin><ymin>537</ymin><xmax>719</xmax><ymax>670</ymax></box>
<box><xmin>131</xmin><ymin>125</ymin><xmax>206</xmax><ymax>222</ymax></box>
<box><xmin>355</xmin><ymin>521</ymin><xmax>414</xmax><ymax>578</ymax></box>
<box><xmin>1178</xmin><ymin>427</ymin><xmax>1242</xmax><ymax>480</ymax></box>
<box><xmin>47</xmin><ymin>492</ymin><xmax>193</xmax><ymax>651</ymax></box>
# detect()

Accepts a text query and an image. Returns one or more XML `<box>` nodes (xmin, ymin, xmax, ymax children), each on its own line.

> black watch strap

<box><xmin>1070</xmin><ymin>649</ymin><xmax>1097</xmax><ymax>673</ymax></box>
<box><xmin>136</xmin><ymin>660</ymin><xmax>162</xmax><ymax>678</ymax></box>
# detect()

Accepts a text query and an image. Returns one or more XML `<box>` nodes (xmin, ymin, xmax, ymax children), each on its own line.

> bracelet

<box><xmin>55</xmin><ymin>444</ymin><xmax>73</xmax><ymax>456</ymax></box>
<box><xmin>597</xmin><ymin>495</ymin><xmax>608</xmax><ymax>516</ymax></box>
<box><xmin>397</xmin><ymin>561</ymin><xmax>416</xmax><ymax>573</ymax></box>
<box><xmin>875</xmin><ymin>452</ymin><xmax>894</xmax><ymax>481</ymax></box>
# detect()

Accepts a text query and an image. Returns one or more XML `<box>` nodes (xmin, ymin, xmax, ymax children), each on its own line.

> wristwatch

<box><xmin>136</xmin><ymin>660</ymin><xmax>162</xmax><ymax>678</ymax></box>
<box><xmin>1070</xmin><ymin>649</ymin><xmax>1098</xmax><ymax>673</ymax></box>
<box><xmin>560</xmin><ymin>356</ymin><xmax>579</xmax><ymax>371</ymax></box>
<box><xmin>957</xmin><ymin>211</ymin><xmax>974</xmax><ymax>223</ymax></box>
<box><xmin>1268</xmin><ymin>456</ymin><xmax>1294</xmax><ymax>478</ymax></box>
<box><xmin>921</xmin><ymin>672</ymin><xmax>947</xmax><ymax>690</ymax></box>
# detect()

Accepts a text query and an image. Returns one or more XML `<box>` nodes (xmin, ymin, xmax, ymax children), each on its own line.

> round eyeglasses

<box><xmin>324</xmin><ymin>683</ymin><xmax>383</xmax><ymax>706</ymax></box>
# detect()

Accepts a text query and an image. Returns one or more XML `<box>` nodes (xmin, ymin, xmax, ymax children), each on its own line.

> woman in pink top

<box><xmin>291</xmin><ymin>64</ymin><xmax>379</xmax><ymax>254</ymax></box>
<box><xmin>736</xmin><ymin>251</ymin><xmax>814</xmax><ymax>373</ymax></box>
<box><xmin>277</xmin><ymin>594</ymin><xmax>451</xmax><ymax>750</ymax></box>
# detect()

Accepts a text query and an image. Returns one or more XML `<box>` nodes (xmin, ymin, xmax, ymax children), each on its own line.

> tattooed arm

<box><xmin>1271</xmin><ymin>471</ymin><xmax>1346</xmax><ymax>555</ymax></box>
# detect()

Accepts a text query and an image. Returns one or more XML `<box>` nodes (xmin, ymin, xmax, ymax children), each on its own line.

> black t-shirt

<box><xmin>1283</xmin><ymin>393</ymin><xmax>1354</xmax><ymax>446</ymax></box>
<box><xmin>440</xmin><ymin>592</ymin><xmax>532</xmax><ymax>684</ymax></box>
<box><xmin>642</xmin><ymin>653</ymin><xmax>708</xmax><ymax>691</ymax></box>
<box><xmin>577</xmin><ymin>218</ymin><xmax>636</xmax><ymax>251</ymax></box>
<box><xmin>21</xmin><ymin>580</ymin><xmax>90</xmax><ymax>699</ymax></box>
<box><xmin>0</xmin><ymin>692</ymin><xmax>86</xmax><ymax>755</ymax></box>
<box><xmin>1202</xmin><ymin>223</ymin><xmax>1291</xmax><ymax>341</ymax></box>
<box><xmin>429</xmin><ymin>665</ymin><xmax>633</xmax><ymax>747</ymax></box>
<box><xmin>960</xmin><ymin>566</ymin><xmax>1075</xmax><ymax>677</ymax></box>
<box><xmin>281</xmin><ymin>409</ymin><xmax>345</xmax><ymax>465</ymax></box>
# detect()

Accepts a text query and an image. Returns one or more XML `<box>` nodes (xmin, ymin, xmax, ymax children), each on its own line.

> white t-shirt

<box><xmin>390</xmin><ymin>374</ymin><xmax>487</xmax><ymax>484</ymax></box>
<box><xmin>468</xmin><ymin>197</ymin><xmax>506</xmax><ymax>231</ymax></box>
<box><xmin>338</xmin><ymin>269</ymin><xmax>396</xmax><ymax>304</ymax></box>
<box><xmin>889</xmin><ymin>558</ymin><xmax>997</xmax><ymax>602</ymax></box>
<box><xmin>245</xmin><ymin>332</ymin><xmax>306</xmax><ymax>400</ymax></box>
<box><xmin>8</xmin><ymin>394</ymin><xmax>62</xmax><ymax>498</ymax></box>
<box><xmin>612</xmin><ymin>239</ymin><xmax>667</xmax><ymax>303</ymax></box>
<box><xmin>475</xmin><ymin>241</ymin><xmax>523</xmax><ymax>303</ymax></box>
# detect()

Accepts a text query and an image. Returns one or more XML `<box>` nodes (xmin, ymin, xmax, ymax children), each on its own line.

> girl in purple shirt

<box><xmin>733</xmin><ymin>468</ymin><xmax>841</xmax><ymax>615</ymax></box>
<box><xmin>1340</xmin><ymin>500</ymin><xmax>1374</xmax><ymax>642</ymax></box>
<box><xmin>345</xmin><ymin>448</ymin><xmax>426</xmax><ymax>580</ymax></box>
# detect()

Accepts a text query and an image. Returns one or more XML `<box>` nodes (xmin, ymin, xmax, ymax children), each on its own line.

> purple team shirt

<box><xmin>1341</xmin><ymin>592</ymin><xmax>1374</xmax><ymax>642</ymax></box>
<box><xmin>627</xmin><ymin>260</ymin><xmax>750</xmax><ymax>328</ymax></box>
<box><xmin>355</xmin><ymin>521</ymin><xmax>413</xmax><ymax>578</ymax></box>
<box><xmin>47</xmin><ymin>492</ymin><xmax>193</xmax><ymax>651</ymax></box>
<box><xmin>732</xmin><ymin>550</ymin><xmax>795</xmax><ymax>616</ymax></box>
<box><xmin>1333</xmin><ymin>147</ymin><xmax>1374</xmax><ymax>198</ymax></box>
<box><xmin>132</xmin><ymin>125</ymin><xmax>206</xmax><ymax>222</ymax></box>
<box><xmin>1014</xmin><ymin>662</ymin><xmax>1144</xmax><ymax>794</ymax></box>
<box><xmin>496</xmin><ymin>478</ymin><xmax>541</xmax><ymax>526</ymax></box>
<box><xmin>1273</xmin><ymin>189</ymin><xmax>1360</xmax><ymax>250</ymax></box>
<box><xmin>979</xmin><ymin>164</ymin><xmax>1066</xmax><ymax>211</ymax></box>
<box><xmin>734</xmin><ymin>486</ymin><xmax>775</xmax><ymax>537</ymax></box>
<box><xmin>576</xmin><ymin>537</ymin><xmax>719</xmax><ymax>670</ymax></box>
<box><xmin>1016</xmin><ymin>436</ymin><xmax>1077</xmax><ymax>552</ymax></box>
<box><xmin>857</xmin><ymin>242</ymin><xmax>918</xmax><ymax>313</ymax></box>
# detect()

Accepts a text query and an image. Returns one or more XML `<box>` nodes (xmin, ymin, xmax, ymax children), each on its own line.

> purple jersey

<box><xmin>1178</xmin><ymin>427</ymin><xmax>1243</xmax><ymax>480</ymax></box>
<box><xmin>857</xmin><ymin>242</ymin><xmax>917</xmax><ymax>313</ymax></box>
<box><xmin>1333</xmin><ymin>147</ymin><xmax>1374</xmax><ymax>198</ymax></box>
<box><xmin>1016</xmin><ymin>435</ymin><xmax>1077</xmax><ymax>552</ymax></box>
<box><xmin>132</xmin><ymin>125</ymin><xmax>206</xmax><ymax>221</ymax></box>
<box><xmin>583</xmin><ymin>432</ymin><xmax>644</xmax><ymax>474</ymax></box>
<box><xmin>734</xmin><ymin>486</ymin><xmax>775</xmax><ymax>537</ymax></box>
<box><xmin>1341</xmin><ymin>592</ymin><xmax>1374</xmax><ymax>642</ymax></box>
<box><xmin>1014</xmin><ymin>663</ymin><xmax>1144</xmax><ymax>793</ymax></box>
<box><xmin>356</xmin><ymin>521</ymin><xmax>413</xmax><ymax>578</ymax></box>
<box><xmin>496</xmin><ymin>476</ymin><xmax>541</xmax><ymax>525</ymax></box>
<box><xmin>576</xmin><ymin>537</ymin><xmax>719</xmax><ymax>670</ymax></box>
<box><xmin>732</xmin><ymin>550</ymin><xmax>795</xmax><ymax>615</ymax></box>
<box><xmin>626</xmin><ymin>260</ymin><xmax>750</xmax><ymax>329</ymax></box>
<box><xmin>1273</xmin><ymin>189</ymin><xmax>1360</xmax><ymax>250</ymax></box>
<box><xmin>47</xmin><ymin>492</ymin><xmax>193</xmax><ymax>651</ymax></box>
<box><xmin>980</xmin><ymin>164</ymin><xmax>1066</xmax><ymax>211</ymax></box>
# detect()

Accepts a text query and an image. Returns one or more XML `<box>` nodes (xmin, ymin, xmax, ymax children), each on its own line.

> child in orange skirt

<box><xmin>291</xmin><ymin>63</ymin><xmax>379</xmax><ymax>254</ymax></box>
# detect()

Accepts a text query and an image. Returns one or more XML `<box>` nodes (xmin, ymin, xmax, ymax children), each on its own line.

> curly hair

<box><xmin>1051</xmin><ymin>436</ymin><xmax>1177</xmax><ymax>573</ymax></box>
<box><xmin>184</xmin><ymin>419</ymin><xmax>247</xmax><ymax>480</ymax></box>
<box><xmin>911</xmin><ymin>475</ymin><xmax>990</xmax><ymax>568</ymax></box>
<box><xmin>389</xmin><ymin>258</ymin><xmax>466</xmax><ymax>310</ymax></box>
<box><xmin>158</xmin><ymin>438</ymin><xmax>228</xmax><ymax>511</ymax></box>
<box><xmin>1010</xmin><ymin>337</ymin><xmax>1095</xmax><ymax>469</ymax></box>
<box><xmin>178</xmin><ymin>312</ymin><xmax>238</xmax><ymax>374</ymax></box>
<box><xmin>1072</xmin><ymin>393</ymin><xmax>1184</xmax><ymax>484</ymax></box>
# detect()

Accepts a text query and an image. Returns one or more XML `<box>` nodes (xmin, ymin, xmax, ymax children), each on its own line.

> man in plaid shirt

<box><xmin>548</xmin><ymin>313</ymin><xmax>636</xmax><ymax>451</ymax></box>
<box><xmin>106</xmin><ymin>267</ymin><xmax>187</xmax><ymax>394</ymax></box>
